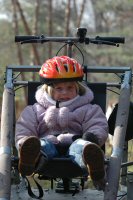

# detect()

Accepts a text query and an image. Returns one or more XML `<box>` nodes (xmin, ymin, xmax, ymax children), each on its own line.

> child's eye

<box><xmin>68</xmin><ymin>86</ymin><xmax>74</xmax><ymax>90</ymax></box>
<box><xmin>54</xmin><ymin>87</ymin><xmax>62</xmax><ymax>92</ymax></box>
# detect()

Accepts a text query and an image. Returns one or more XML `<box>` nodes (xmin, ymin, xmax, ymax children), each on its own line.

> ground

<box><xmin>11</xmin><ymin>185</ymin><xmax>104</xmax><ymax>200</ymax></box>
<box><xmin>11</xmin><ymin>181</ymin><xmax>127</xmax><ymax>200</ymax></box>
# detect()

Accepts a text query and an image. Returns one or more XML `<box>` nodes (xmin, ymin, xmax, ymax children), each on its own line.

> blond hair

<box><xmin>42</xmin><ymin>82</ymin><xmax>86</xmax><ymax>97</ymax></box>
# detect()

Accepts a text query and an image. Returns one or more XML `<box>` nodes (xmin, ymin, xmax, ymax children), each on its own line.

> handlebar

<box><xmin>95</xmin><ymin>36</ymin><xmax>125</xmax><ymax>44</ymax></box>
<box><xmin>15</xmin><ymin>35</ymin><xmax>125</xmax><ymax>47</ymax></box>
<box><xmin>15</xmin><ymin>35</ymin><xmax>41</xmax><ymax>42</ymax></box>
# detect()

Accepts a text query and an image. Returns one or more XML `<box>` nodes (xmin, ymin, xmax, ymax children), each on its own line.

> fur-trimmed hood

<box><xmin>35</xmin><ymin>83</ymin><xmax>94</xmax><ymax>110</ymax></box>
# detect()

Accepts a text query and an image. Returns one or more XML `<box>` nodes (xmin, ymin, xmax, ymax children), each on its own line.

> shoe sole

<box><xmin>83</xmin><ymin>143</ymin><xmax>105</xmax><ymax>181</ymax></box>
<box><xmin>19</xmin><ymin>136</ymin><xmax>40</xmax><ymax>176</ymax></box>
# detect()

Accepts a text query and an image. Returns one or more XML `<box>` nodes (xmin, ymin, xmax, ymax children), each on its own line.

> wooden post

<box><xmin>104</xmin><ymin>71</ymin><xmax>132</xmax><ymax>200</ymax></box>
<box><xmin>0</xmin><ymin>87</ymin><xmax>14</xmax><ymax>199</ymax></box>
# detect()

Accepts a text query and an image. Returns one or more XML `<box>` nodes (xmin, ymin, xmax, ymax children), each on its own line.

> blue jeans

<box><xmin>40</xmin><ymin>138</ymin><xmax>89</xmax><ymax>175</ymax></box>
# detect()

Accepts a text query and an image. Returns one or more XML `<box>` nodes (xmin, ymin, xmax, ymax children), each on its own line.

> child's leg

<box><xmin>19</xmin><ymin>136</ymin><xmax>41</xmax><ymax>176</ymax></box>
<box><xmin>40</xmin><ymin>138</ymin><xmax>59</xmax><ymax>159</ymax></box>
<box><xmin>34</xmin><ymin>138</ymin><xmax>59</xmax><ymax>173</ymax></box>
<box><xmin>19</xmin><ymin>137</ymin><xmax>59</xmax><ymax>177</ymax></box>
<box><xmin>68</xmin><ymin>139</ymin><xmax>89</xmax><ymax>175</ymax></box>
<box><xmin>68</xmin><ymin>139</ymin><xmax>106</xmax><ymax>190</ymax></box>
<box><xmin>82</xmin><ymin>142</ymin><xmax>105</xmax><ymax>181</ymax></box>
<box><xmin>82</xmin><ymin>142</ymin><xmax>106</xmax><ymax>190</ymax></box>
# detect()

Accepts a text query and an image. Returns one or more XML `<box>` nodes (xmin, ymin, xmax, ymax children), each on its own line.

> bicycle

<box><xmin>0</xmin><ymin>28</ymin><xmax>132</xmax><ymax>200</ymax></box>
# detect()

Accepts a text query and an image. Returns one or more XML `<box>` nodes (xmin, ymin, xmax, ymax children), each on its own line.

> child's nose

<box><xmin>61</xmin><ymin>89</ymin><xmax>67</xmax><ymax>94</ymax></box>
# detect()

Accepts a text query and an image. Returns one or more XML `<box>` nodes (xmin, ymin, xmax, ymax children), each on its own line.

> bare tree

<box><xmin>33</xmin><ymin>0</ymin><xmax>40</xmax><ymax>35</ymax></box>
<box><xmin>15</xmin><ymin>0</ymin><xmax>41</xmax><ymax>65</ymax></box>
<box><xmin>73</xmin><ymin>0</ymin><xmax>87</xmax><ymax>28</ymax></box>
<box><xmin>64</xmin><ymin>0</ymin><xmax>71</xmax><ymax>55</ymax></box>
<box><xmin>77</xmin><ymin>0</ymin><xmax>86</xmax><ymax>28</ymax></box>
<box><xmin>31</xmin><ymin>0</ymin><xmax>40</xmax><ymax>80</ymax></box>
<box><xmin>48</xmin><ymin>0</ymin><xmax>53</xmax><ymax>58</ymax></box>
<box><xmin>64</xmin><ymin>0</ymin><xmax>71</xmax><ymax>37</ymax></box>
<box><xmin>12</xmin><ymin>0</ymin><xmax>27</xmax><ymax>103</ymax></box>
<box><xmin>73</xmin><ymin>0</ymin><xmax>78</xmax><ymax>18</ymax></box>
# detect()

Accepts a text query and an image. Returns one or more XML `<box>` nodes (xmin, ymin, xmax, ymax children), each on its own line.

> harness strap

<box><xmin>25</xmin><ymin>175</ymin><xmax>44</xmax><ymax>199</ymax></box>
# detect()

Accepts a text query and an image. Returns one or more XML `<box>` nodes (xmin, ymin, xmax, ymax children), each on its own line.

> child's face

<box><xmin>52</xmin><ymin>82</ymin><xmax>77</xmax><ymax>102</ymax></box>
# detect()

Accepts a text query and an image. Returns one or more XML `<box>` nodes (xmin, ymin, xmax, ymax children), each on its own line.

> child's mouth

<box><xmin>59</xmin><ymin>98</ymin><xmax>70</xmax><ymax>102</ymax></box>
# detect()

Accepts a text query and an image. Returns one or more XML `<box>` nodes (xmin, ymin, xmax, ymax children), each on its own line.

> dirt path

<box><xmin>11</xmin><ymin>184</ymin><xmax>127</xmax><ymax>200</ymax></box>
<box><xmin>11</xmin><ymin>185</ymin><xmax>104</xmax><ymax>200</ymax></box>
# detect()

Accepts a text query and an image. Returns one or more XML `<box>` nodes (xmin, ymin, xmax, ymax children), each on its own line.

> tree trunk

<box><xmin>15</xmin><ymin>0</ymin><xmax>41</xmax><ymax>65</ymax></box>
<box><xmin>77</xmin><ymin>0</ymin><xmax>86</xmax><ymax>28</ymax></box>
<box><xmin>73</xmin><ymin>0</ymin><xmax>78</xmax><ymax>19</ymax></box>
<box><xmin>64</xmin><ymin>0</ymin><xmax>71</xmax><ymax>55</ymax></box>
<box><xmin>32</xmin><ymin>0</ymin><xmax>40</xmax><ymax>80</ymax></box>
<box><xmin>48</xmin><ymin>0</ymin><xmax>53</xmax><ymax>58</ymax></box>
<box><xmin>12</xmin><ymin>0</ymin><xmax>27</xmax><ymax>103</ymax></box>
<box><xmin>33</xmin><ymin>0</ymin><xmax>40</xmax><ymax>35</ymax></box>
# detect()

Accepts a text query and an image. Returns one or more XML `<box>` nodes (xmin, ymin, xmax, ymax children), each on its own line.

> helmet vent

<box><xmin>73</xmin><ymin>64</ymin><xmax>76</xmax><ymax>72</ymax></box>
<box><xmin>64</xmin><ymin>64</ymin><xmax>68</xmax><ymax>72</ymax></box>
<box><xmin>55</xmin><ymin>65</ymin><xmax>59</xmax><ymax>72</ymax></box>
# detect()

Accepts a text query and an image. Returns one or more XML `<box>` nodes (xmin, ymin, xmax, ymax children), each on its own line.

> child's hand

<box><xmin>45</xmin><ymin>135</ymin><xmax>59</xmax><ymax>144</ymax></box>
<box><xmin>82</xmin><ymin>132</ymin><xmax>99</xmax><ymax>145</ymax></box>
<box><xmin>57</xmin><ymin>133</ymin><xmax>73</xmax><ymax>146</ymax></box>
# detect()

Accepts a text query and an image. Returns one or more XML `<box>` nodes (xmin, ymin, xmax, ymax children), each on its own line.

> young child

<box><xmin>15</xmin><ymin>56</ymin><xmax>108</xmax><ymax>190</ymax></box>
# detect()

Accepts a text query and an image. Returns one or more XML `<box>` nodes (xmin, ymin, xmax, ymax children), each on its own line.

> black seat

<box><xmin>27</xmin><ymin>81</ymin><xmax>107</xmax><ymax>178</ymax></box>
<box><xmin>28</xmin><ymin>82</ymin><xmax>106</xmax><ymax>112</ymax></box>
<box><xmin>108</xmin><ymin>101</ymin><xmax>133</xmax><ymax>141</ymax></box>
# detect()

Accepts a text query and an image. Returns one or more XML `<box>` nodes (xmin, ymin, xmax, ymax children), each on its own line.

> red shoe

<box><xmin>19</xmin><ymin>136</ymin><xmax>40</xmax><ymax>176</ymax></box>
<box><xmin>82</xmin><ymin>143</ymin><xmax>105</xmax><ymax>181</ymax></box>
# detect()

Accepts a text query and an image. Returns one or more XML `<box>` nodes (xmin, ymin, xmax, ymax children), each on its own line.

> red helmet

<box><xmin>39</xmin><ymin>56</ymin><xmax>84</xmax><ymax>84</ymax></box>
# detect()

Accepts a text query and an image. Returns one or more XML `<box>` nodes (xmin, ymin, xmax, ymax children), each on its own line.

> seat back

<box><xmin>85</xmin><ymin>82</ymin><xmax>106</xmax><ymax>112</ymax></box>
<box><xmin>28</xmin><ymin>81</ymin><xmax>107</xmax><ymax>113</ymax></box>
<box><xmin>28</xmin><ymin>82</ymin><xmax>41</xmax><ymax>105</ymax></box>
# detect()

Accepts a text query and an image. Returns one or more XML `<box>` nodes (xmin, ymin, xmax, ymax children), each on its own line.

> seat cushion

<box><xmin>36</xmin><ymin>157</ymin><xmax>85</xmax><ymax>178</ymax></box>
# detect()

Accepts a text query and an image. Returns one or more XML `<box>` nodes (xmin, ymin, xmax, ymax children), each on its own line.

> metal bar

<box><xmin>121</xmin><ymin>161</ymin><xmax>133</xmax><ymax>168</ymax></box>
<box><xmin>0</xmin><ymin>68</ymin><xmax>14</xmax><ymax>199</ymax></box>
<box><xmin>67</xmin><ymin>43</ymin><xmax>73</xmax><ymax>58</ymax></box>
<box><xmin>0</xmin><ymin>87</ymin><xmax>14</xmax><ymax>199</ymax></box>
<box><xmin>104</xmin><ymin>70</ymin><xmax>132</xmax><ymax>200</ymax></box>
<box><xmin>85</xmin><ymin>66</ymin><xmax>131</xmax><ymax>73</ymax></box>
<box><xmin>7</xmin><ymin>65</ymin><xmax>40</xmax><ymax>72</ymax></box>
<box><xmin>107</xmin><ymin>83</ymin><xmax>120</xmax><ymax>87</ymax></box>
<box><xmin>22</xmin><ymin>36</ymin><xmax>80</xmax><ymax>42</ymax></box>
<box><xmin>121</xmin><ymin>141</ymin><xmax>128</xmax><ymax>186</ymax></box>
<box><xmin>13</xmin><ymin>81</ymin><xmax>28</xmax><ymax>86</ymax></box>
<box><xmin>13</xmin><ymin>81</ymin><xmax>121</xmax><ymax>87</ymax></box>
<box><xmin>5</xmin><ymin>69</ymin><xmax>13</xmax><ymax>89</ymax></box>
<box><xmin>7</xmin><ymin>65</ymin><xmax>131</xmax><ymax>73</ymax></box>
<box><xmin>15</xmin><ymin>35</ymin><xmax>125</xmax><ymax>44</ymax></box>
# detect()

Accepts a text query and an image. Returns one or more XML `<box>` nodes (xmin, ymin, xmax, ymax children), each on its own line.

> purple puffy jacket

<box><xmin>15</xmin><ymin>84</ymin><xmax>108</xmax><ymax>149</ymax></box>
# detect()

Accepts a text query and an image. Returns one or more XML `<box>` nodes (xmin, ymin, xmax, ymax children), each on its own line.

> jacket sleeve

<box><xmin>82</xmin><ymin>104</ymin><xmax>109</xmax><ymax>146</ymax></box>
<box><xmin>15</xmin><ymin>105</ymin><xmax>39</xmax><ymax>149</ymax></box>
